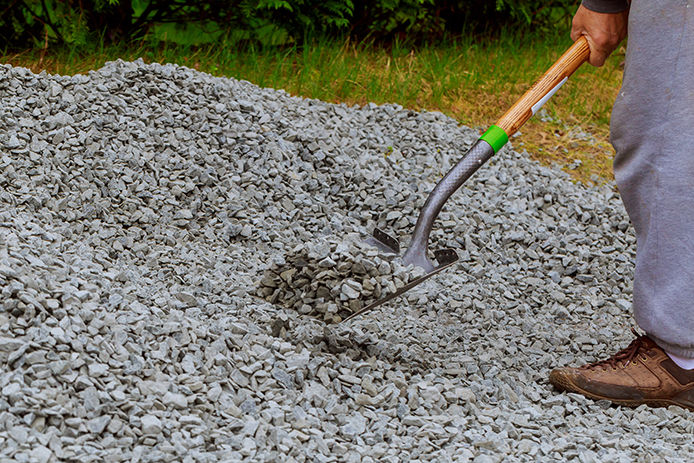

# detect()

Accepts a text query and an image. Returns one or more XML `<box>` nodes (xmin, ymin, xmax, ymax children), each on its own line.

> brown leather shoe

<box><xmin>549</xmin><ymin>330</ymin><xmax>694</xmax><ymax>411</ymax></box>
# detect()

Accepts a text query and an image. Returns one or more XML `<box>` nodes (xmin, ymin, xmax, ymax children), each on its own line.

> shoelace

<box><xmin>586</xmin><ymin>328</ymin><xmax>653</xmax><ymax>371</ymax></box>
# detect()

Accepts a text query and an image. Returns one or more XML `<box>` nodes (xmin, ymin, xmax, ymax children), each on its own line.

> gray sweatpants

<box><xmin>610</xmin><ymin>0</ymin><xmax>694</xmax><ymax>357</ymax></box>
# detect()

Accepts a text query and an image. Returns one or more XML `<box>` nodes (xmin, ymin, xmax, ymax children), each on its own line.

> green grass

<box><xmin>2</xmin><ymin>31</ymin><xmax>624</xmax><ymax>183</ymax></box>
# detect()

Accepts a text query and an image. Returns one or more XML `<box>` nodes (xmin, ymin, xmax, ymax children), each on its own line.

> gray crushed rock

<box><xmin>0</xmin><ymin>59</ymin><xmax>692</xmax><ymax>462</ymax></box>
<box><xmin>256</xmin><ymin>234</ymin><xmax>425</xmax><ymax>322</ymax></box>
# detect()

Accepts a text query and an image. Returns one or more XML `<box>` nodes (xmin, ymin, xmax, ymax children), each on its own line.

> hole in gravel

<box><xmin>271</xmin><ymin>316</ymin><xmax>443</xmax><ymax>375</ymax></box>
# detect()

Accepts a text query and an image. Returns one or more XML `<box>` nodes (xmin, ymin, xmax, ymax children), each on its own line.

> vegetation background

<box><xmin>1</xmin><ymin>0</ymin><xmax>623</xmax><ymax>183</ymax></box>
<box><xmin>2</xmin><ymin>0</ymin><xmax>580</xmax><ymax>48</ymax></box>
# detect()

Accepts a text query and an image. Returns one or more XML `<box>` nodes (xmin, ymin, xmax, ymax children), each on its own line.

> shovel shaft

<box><xmin>402</xmin><ymin>139</ymin><xmax>494</xmax><ymax>271</ymax></box>
<box><xmin>402</xmin><ymin>37</ymin><xmax>590</xmax><ymax>271</ymax></box>
<box><xmin>496</xmin><ymin>36</ymin><xmax>590</xmax><ymax>136</ymax></box>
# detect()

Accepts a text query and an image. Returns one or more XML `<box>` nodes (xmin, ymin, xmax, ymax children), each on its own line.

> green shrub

<box><xmin>351</xmin><ymin>0</ymin><xmax>578</xmax><ymax>41</ymax></box>
<box><xmin>0</xmin><ymin>0</ymin><xmax>579</xmax><ymax>50</ymax></box>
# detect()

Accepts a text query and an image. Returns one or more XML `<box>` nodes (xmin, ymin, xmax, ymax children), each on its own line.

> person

<box><xmin>549</xmin><ymin>0</ymin><xmax>694</xmax><ymax>411</ymax></box>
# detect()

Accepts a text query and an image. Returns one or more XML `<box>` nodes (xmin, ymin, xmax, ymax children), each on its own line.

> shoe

<box><xmin>549</xmin><ymin>329</ymin><xmax>694</xmax><ymax>411</ymax></box>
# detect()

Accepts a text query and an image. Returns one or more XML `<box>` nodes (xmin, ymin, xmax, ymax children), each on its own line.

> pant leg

<box><xmin>610</xmin><ymin>0</ymin><xmax>694</xmax><ymax>358</ymax></box>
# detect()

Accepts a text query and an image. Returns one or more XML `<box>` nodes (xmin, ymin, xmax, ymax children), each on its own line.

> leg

<box><xmin>550</xmin><ymin>0</ymin><xmax>694</xmax><ymax>410</ymax></box>
<box><xmin>611</xmin><ymin>0</ymin><xmax>694</xmax><ymax>358</ymax></box>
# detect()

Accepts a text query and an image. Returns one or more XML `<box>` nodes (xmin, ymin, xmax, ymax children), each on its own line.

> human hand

<box><xmin>571</xmin><ymin>4</ymin><xmax>629</xmax><ymax>67</ymax></box>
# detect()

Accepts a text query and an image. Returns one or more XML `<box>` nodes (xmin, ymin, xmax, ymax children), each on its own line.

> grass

<box><xmin>1</xmin><ymin>31</ymin><xmax>624</xmax><ymax>184</ymax></box>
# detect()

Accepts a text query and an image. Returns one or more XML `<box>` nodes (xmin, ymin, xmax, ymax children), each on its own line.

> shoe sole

<box><xmin>549</xmin><ymin>370</ymin><xmax>694</xmax><ymax>412</ymax></box>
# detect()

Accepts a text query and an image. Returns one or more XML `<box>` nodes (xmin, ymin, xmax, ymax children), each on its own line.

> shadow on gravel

<box><xmin>266</xmin><ymin>303</ymin><xmax>467</xmax><ymax>377</ymax></box>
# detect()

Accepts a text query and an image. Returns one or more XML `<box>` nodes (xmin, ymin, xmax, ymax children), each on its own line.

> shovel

<box><xmin>344</xmin><ymin>36</ymin><xmax>590</xmax><ymax>323</ymax></box>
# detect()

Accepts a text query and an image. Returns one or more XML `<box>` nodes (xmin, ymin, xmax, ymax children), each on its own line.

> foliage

<box><xmin>349</xmin><ymin>0</ymin><xmax>578</xmax><ymax>41</ymax></box>
<box><xmin>224</xmin><ymin>0</ymin><xmax>354</xmax><ymax>46</ymax></box>
<box><xmin>0</xmin><ymin>0</ymin><xmax>579</xmax><ymax>50</ymax></box>
<box><xmin>351</xmin><ymin>0</ymin><xmax>442</xmax><ymax>42</ymax></box>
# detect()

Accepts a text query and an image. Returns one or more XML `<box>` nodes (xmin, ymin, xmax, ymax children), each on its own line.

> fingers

<box><xmin>571</xmin><ymin>5</ymin><xmax>628</xmax><ymax>67</ymax></box>
<box><xmin>576</xmin><ymin>32</ymin><xmax>610</xmax><ymax>67</ymax></box>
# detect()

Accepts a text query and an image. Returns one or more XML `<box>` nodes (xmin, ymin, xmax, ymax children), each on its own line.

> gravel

<box><xmin>1</xmin><ymin>59</ymin><xmax>692</xmax><ymax>462</ymax></box>
<box><xmin>256</xmin><ymin>234</ymin><xmax>426</xmax><ymax>322</ymax></box>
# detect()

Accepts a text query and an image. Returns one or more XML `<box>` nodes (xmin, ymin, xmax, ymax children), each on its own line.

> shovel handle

<box><xmin>495</xmin><ymin>36</ymin><xmax>590</xmax><ymax>136</ymax></box>
<box><xmin>401</xmin><ymin>37</ymin><xmax>590</xmax><ymax>274</ymax></box>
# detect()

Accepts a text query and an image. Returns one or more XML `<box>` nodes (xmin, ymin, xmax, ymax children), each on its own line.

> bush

<box><xmin>0</xmin><ymin>0</ymin><xmax>579</xmax><ymax>50</ymax></box>
<box><xmin>352</xmin><ymin>0</ymin><xmax>578</xmax><ymax>41</ymax></box>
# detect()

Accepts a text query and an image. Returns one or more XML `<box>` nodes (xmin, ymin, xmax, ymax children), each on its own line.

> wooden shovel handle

<box><xmin>495</xmin><ymin>36</ymin><xmax>590</xmax><ymax>136</ymax></box>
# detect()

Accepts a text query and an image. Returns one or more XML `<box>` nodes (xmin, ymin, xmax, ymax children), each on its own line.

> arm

<box><xmin>572</xmin><ymin>1</ymin><xmax>629</xmax><ymax>67</ymax></box>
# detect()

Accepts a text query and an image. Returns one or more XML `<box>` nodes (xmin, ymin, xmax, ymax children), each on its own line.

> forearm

<box><xmin>582</xmin><ymin>0</ymin><xmax>630</xmax><ymax>13</ymax></box>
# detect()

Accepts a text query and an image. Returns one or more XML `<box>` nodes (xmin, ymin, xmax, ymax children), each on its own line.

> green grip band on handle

<box><xmin>480</xmin><ymin>125</ymin><xmax>509</xmax><ymax>154</ymax></box>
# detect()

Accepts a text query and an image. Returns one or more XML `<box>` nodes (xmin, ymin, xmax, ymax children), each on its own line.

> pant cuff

<box><xmin>648</xmin><ymin>333</ymin><xmax>694</xmax><ymax>359</ymax></box>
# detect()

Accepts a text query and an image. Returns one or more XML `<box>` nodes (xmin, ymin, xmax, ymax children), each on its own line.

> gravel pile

<box><xmin>1</xmin><ymin>59</ymin><xmax>692</xmax><ymax>462</ymax></box>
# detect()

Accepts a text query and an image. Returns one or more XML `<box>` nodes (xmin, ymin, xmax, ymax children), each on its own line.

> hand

<box><xmin>571</xmin><ymin>4</ymin><xmax>629</xmax><ymax>67</ymax></box>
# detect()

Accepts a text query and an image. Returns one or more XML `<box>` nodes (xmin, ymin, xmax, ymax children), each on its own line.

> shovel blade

<box><xmin>364</xmin><ymin>227</ymin><xmax>400</xmax><ymax>255</ymax></box>
<box><xmin>342</xmin><ymin>246</ymin><xmax>458</xmax><ymax>323</ymax></box>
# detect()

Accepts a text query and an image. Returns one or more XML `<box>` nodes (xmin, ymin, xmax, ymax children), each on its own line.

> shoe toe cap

<box><xmin>550</xmin><ymin>366</ymin><xmax>647</xmax><ymax>401</ymax></box>
<box><xmin>549</xmin><ymin>367</ymin><xmax>582</xmax><ymax>393</ymax></box>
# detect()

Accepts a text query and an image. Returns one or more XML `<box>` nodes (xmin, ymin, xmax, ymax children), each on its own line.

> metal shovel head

<box><xmin>364</xmin><ymin>227</ymin><xmax>400</xmax><ymax>255</ymax></box>
<box><xmin>343</xmin><ymin>230</ymin><xmax>458</xmax><ymax>323</ymax></box>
